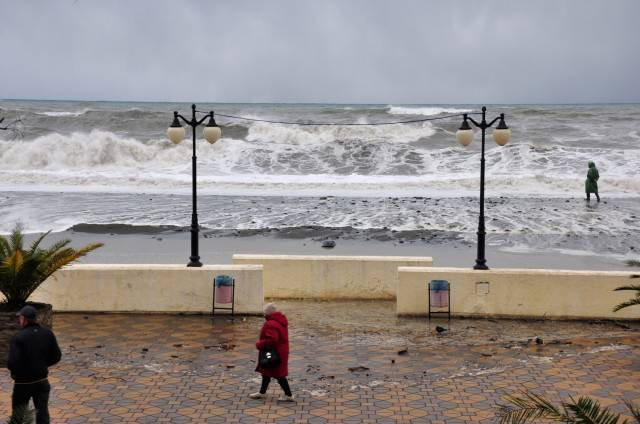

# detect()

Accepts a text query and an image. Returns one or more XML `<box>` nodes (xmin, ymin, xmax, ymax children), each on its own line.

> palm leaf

<box><xmin>614</xmin><ymin>285</ymin><xmax>640</xmax><ymax>292</ymax></box>
<box><xmin>498</xmin><ymin>392</ymin><xmax>568</xmax><ymax>423</ymax></box>
<box><xmin>0</xmin><ymin>235</ymin><xmax>10</xmax><ymax>258</ymax></box>
<box><xmin>5</xmin><ymin>250</ymin><xmax>25</xmax><ymax>277</ymax></box>
<box><xmin>623</xmin><ymin>401</ymin><xmax>640</xmax><ymax>423</ymax></box>
<box><xmin>563</xmin><ymin>396</ymin><xmax>624</xmax><ymax>424</ymax></box>
<box><xmin>39</xmin><ymin>239</ymin><xmax>72</xmax><ymax>262</ymax></box>
<box><xmin>28</xmin><ymin>230</ymin><xmax>52</xmax><ymax>254</ymax></box>
<box><xmin>613</xmin><ymin>298</ymin><xmax>640</xmax><ymax>312</ymax></box>
<box><xmin>9</xmin><ymin>225</ymin><xmax>24</xmax><ymax>252</ymax></box>
<box><xmin>0</xmin><ymin>223</ymin><xmax>102</xmax><ymax>308</ymax></box>
<box><xmin>499</xmin><ymin>393</ymin><xmax>639</xmax><ymax>424</ymax></box>
<box><xmin>613</xmin><ymin>285</ymin><xmax>640</xmax><ymax>312</ymax></box>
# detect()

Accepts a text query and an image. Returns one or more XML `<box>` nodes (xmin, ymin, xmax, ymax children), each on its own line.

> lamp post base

<box><xmin>473</xmin><ymin>262</ymin><xmax>489</xmax><ymax>270</ymax></box>
<box><xmin>187</xmin><ymin>258</ymin><xmax>203</xmax><ymax>267</ymax></box>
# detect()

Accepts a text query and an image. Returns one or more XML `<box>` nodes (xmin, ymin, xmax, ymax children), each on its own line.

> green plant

<box><xmin>0</xmin><ymin>224</ymin><xmax>102</xmax><ymax>309</ymax></box>
<box><xmin>613</xmin><ymin>284</ymin><xmax>640</xmax><ymax>312</ymax></box>
<box><xmin>498</xmin><ymin>392</ymin><xmax>640</xmax><ymax>424</ymax></box>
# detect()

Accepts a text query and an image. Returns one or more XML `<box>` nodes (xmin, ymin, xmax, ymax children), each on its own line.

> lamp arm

<box><xmin>176</xmin><ymin>114</ymin><xmax>192</xmax><ymax>126</ymax></box>
<box><xmin>467</xmin><ymin>116</ymin><xmax>481</xmax><ymax>128</ymax></box>
<box><xmin>195</xmin><ymin>113</ymin><xmax>212</xmax><ymax>127</ymax></box>
<box><xmin>487</xmin><ymin>116</ymin><xmax>501</xmax><ymax>128</ymax></box>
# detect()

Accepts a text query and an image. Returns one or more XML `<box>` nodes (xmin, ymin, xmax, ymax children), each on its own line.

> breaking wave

<box><xmin>387</xmin><ymin>106</ymin><xmax>472</xmax><ymax>116</ymax></box>
<box><xmin>1</xmin><ymin>129</ymin><xmax>639</xmax><ymax>197</ymax></box>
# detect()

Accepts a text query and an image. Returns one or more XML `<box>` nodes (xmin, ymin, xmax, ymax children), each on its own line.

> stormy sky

<box><xmin>1</xmin><ymin>0</ymin><xmax>639</xmax><ymax>104</ymax></box>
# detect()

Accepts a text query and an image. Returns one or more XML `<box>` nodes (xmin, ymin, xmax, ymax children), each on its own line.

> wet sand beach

<box><xmin>7</xmin><ymin>190</ymin><xmax>638</xmax><ymax>271</ymax></box>
<box><xmin>23</xmin><ymin>226</ymin><xmax>634</xmax><ymax>271</ymax></box>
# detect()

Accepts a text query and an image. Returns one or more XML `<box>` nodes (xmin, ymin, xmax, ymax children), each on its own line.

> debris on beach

<box><xmin>435</xmin><ymin>326</ymin><xmax>447</xmax><ymax>333</ymax></box>
<box><xmin>613</xmin><ymin>322</ymin><xmax>631</xmax><ymax>330</ymax></box>
<box><xmin>348</xmin><ymin>365</ymin><xmax>370</xmax><ymax>372</ymax></box>
<box><xmin>203</xmin><ymin>343</ymin><xmax>236</xmax><ymax>351</ymax></box>
<box><xmin>397</xmin><ymin>348</ymin><xmax>408</xmax><ymax>355</ymax></box>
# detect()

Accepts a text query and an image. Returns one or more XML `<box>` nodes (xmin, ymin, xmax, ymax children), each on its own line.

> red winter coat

<box><xmin>255</xmin><ymin>311</ymin><xmax>289</xmax><ymax>378</ymax></box>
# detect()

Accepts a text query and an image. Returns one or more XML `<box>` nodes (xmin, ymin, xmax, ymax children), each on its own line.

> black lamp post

<box><xmin>456</xmin><ymin>106</ymin><xmax>511</xmax><ymax>270</ymax></box>
<box><xmin>167</xmin><ymin>104</ymin><xmax>222</xmax><ymax>267</ymax></box>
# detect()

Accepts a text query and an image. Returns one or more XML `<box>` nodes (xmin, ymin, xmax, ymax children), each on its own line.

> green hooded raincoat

<box><xmin>585</xmin><ymin>161</ymin><xmax>599</xmax><ymax>193</ymax></box>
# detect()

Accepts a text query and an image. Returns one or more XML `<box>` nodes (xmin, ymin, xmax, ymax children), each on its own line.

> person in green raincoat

<box><xmin>585</xmin><ymin>161</ymin><xmax>600</xmax><ymax>202</ymax></box>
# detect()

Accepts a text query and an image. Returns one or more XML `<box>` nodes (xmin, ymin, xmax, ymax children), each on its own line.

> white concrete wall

<box><xmin>30</xmin><ymin>264</ymin><xmax>264</xmax><ymax>314</ymax></box>
<box><xmin>233</xmin><ymin>254</ymin><xmax>433</xmax><ymax>299</ymax></box>
<box><xmin>397</xmin><ymin>267</ymin><xmax>640</xmax><ymax>320</ymax></box>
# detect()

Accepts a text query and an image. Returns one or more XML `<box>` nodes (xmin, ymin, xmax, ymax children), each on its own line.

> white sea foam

<box><xmin>387</xmin><ymin>106</ymin><xmax>472</xmax><ymax>116</ymax></box>
<box><xmin>1</xmin><ymin>130</ymin><xmax>640</xmax><ymax>197</ymax></box>
<box><xmin>38</xmin><ymin>109</ymin><xmax>90</xmax><ymax>117</ymax></box>
<box><xmin>245</xmin><ymin>119</ymin><xmax>436</xmax><ymax>144</ymax></box>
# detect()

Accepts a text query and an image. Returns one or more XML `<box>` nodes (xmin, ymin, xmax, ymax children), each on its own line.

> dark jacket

<box><xmin>585</xmin><ymin>161</ymin><xmax>599</xmax><ymax>193</ymax></box>
<box><xmin>7</xmin><ymin>323</ymin><xmax>61</xmax><ymax>383</ymax></box>
<box><xmin>255</xmin><ymin>311</ymin><xmax>289</xmax><ymax>378</ymax></box>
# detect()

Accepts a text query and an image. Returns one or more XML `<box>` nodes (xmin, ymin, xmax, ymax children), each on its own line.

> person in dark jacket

<box><xmin>7</xmin><ymin>305</ymin><xmax>62</xmax><ymax>424</ymax></box>
<box><xmin>585</xmin><ymin>161</ymin><xmax>600</xmax><ymax>202</ymax></box>
<box><xmin>249</xmin><ymin>303</ymin><xmax>293</xmax><ymax>401</ymax></box>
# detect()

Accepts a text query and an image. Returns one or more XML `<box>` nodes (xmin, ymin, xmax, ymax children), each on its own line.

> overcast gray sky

<box><xmin>1</xmin><ymin>0</ymin><xmax>639</xmax><ymax>104</ymax></box>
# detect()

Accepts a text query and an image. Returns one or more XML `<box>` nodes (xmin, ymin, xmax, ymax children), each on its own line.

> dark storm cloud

<box><xmin>1</xmin><ymin>0</ymin><xmax>639</xmax><ymax>103</ymax></box>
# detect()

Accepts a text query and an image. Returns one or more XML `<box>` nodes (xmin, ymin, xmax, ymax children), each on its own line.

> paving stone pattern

<box><xmin>1</xmin><ymin>311</ymin><xmax>639</xmax><ymax>423</ymax></box>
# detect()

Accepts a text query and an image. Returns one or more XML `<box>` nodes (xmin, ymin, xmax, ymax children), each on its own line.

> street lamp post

<box><xmin>167</xmin><ymin>104</ymin><xmax>222</xmax><ymax>267</ymax></box>
<box><xmin>456</xmin><ymin>106</ymin><xmax>511</xmax><ymax>270</ymax></box>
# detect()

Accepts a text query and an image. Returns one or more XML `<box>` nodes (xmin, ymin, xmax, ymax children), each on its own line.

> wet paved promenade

<box><xmin>1</xmin><ymin>300</ymin><xmax>639</xmax><ymax>423</ymax></box>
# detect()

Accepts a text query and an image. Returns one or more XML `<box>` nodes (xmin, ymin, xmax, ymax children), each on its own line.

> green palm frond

<box><xmin>28</xmin><ymin>230</ymin><xmax>52</xmax><ymax>254</ymax></box>
<box><xmin>614</xmin><ymin>298</ymin><xmax>640</xmax><ymax>312</ymax></box>
<box><xmin>40</xmin><ymin>239</ymin><xmax>72</xmax><ymax>258</ymax></box>
<box><xmin>9</xmin><ymin>225</ymin><xmax>24</xmax><ymax>252</ymax></box>
<box><xmin>0</xmin><ymin>235</ymin><xmax>9</xmax><ymax>258</ymax></box>
<box><xmin>624</xmin><ymin>400</ymin><xmax>640</xmax><ymax>423</ymax></box>
<box><xmin>614</xmin><ymin>285</ymin><xmax>640</xmax><ymax>292</ymax></box>
<box><xmin>498</xmin><ymin>392</ymin><xmax>568</xmax><ymax>423</ymax></box>
<box><xmin>0</xmin><ymin>224</ymin><xmax>103</xmax><ymax>308</ymax></box>
<box><xmin>564</xmin><ymin>396</ymin><xmax>623</xmax><ymax>424</ymax></box>
<box><xmin>499</xmin><ymin>393</ymin><xmax>640</xmax><ymax>424</ymax></box>
<box><xmin>613</xmin><ymin>285</ymin><xmax>640</xmax><ymax>312</ymax></box>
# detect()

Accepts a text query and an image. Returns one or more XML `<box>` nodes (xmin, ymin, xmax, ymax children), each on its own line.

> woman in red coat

<box><xmin>249</xmin><ymin>303</ymin><xmax>293</xmax><ymax>401</ymax></box>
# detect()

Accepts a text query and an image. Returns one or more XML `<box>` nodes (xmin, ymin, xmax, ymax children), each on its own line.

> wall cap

<box><xmin>397</xmin><ymin>266</ymin><xmax>636</xmax><ymax>277</ymax></box>
<box><xmin>233</xmin><ymin>254</ymin><xmax>433</xmax><ymax>262</ymax></box>
<box><xmin>61</xmin><ymin>264</ymin><xmax>264</xmax><ymax>271</ymax></box>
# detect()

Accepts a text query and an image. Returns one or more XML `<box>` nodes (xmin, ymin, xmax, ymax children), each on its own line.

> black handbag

<box><xmin>258</xmin><ymin>347</ymin><xmax>281</xmax><ymax>368</ymax></box>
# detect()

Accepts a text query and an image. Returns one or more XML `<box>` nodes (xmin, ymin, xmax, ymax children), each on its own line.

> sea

<box><xmin>1</xmin><ymin>100</ymin><xmax>639</xmax><ymax>262</ymax></box>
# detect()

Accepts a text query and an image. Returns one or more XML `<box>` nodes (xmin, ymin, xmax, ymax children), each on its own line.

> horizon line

<box><xmin>2</xmin><ymin>98</ymin><xmax>640</xmax><ymax>107</ymax></box>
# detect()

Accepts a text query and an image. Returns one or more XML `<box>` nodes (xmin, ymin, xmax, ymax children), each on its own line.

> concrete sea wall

<box><xmin>16</xmin><ymin>260</ymin><xmax>640</xmax><ymax>320</ymax></box>
<box><xmin>30</xmin><ymin>264</ymin><xmax>264</xmax><ymax>314</ymax></box>
<box><xmin>397</xmin><ymin>267</ymin><xmax>640</xmax><ymax>320</ymax></box>
<box><xmin>232</xmin><ymin>254</ymin><xmax>434</xmax><ymax>299</ymax></box>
